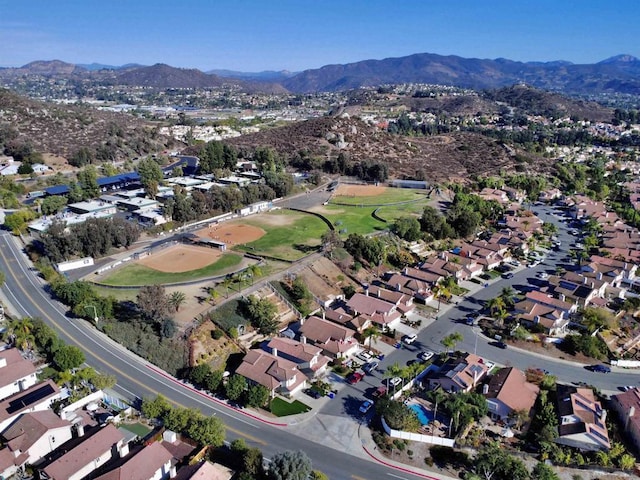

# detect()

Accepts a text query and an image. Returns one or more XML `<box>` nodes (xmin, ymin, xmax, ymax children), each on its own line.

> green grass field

<box><xmin>331</xmin><ymin>188</ymin><xmax>428</xmax><ymax>206</ymax></box>
<box><xmin>237</xmin><ymin>210</ymin><xmax>328</xmax><ymax>261</ymax></box>
<box><xmin>269</xmin><ymin>397</ymin><xmax>311</xmax><ymax>417</ymax></box>
<box><xmin>323</xmin><ymin>201</ymin><xmax>428</xmax><ymax>237</ymax></box>
<box><xmin>97</xmin><ymin>253</ymin><xmax>243</xmax><ymax>286</ymax></box>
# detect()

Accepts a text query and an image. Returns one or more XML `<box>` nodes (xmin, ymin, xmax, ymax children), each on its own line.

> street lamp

<box><xmin>85</xmin><ymin>305</ymin><xmax>98</xmax><ymax>324</ymax></box>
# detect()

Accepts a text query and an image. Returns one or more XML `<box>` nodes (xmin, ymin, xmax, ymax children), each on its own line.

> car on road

<box><xmin>620</xmin><ymin>385</ymin><xmax>636</xmax><ymax>392</ymax></box>
<box><xmin>491</xmin><ymin>341</ymin><xmax>508</xmax><ymax>349</ymax></box>
<box><xmin>588</xmin><ymin>364</ymin><xmax>611</xmax><ymax>373</ymax></box>
<box><xmin>537</xmin><ymin>272</ymin><xmax>549</xmax><ymax>280</ymax></box>
<box><xmin>502</xmin><ymin>272</ymin><xmax>515</xmax><ymax>279</ymax></box>
<box><xmin>363</xmin><ymin>361</ymin><xmax>379</xmax><ymax>374</ymax></box>
<box><xmin>347</xmin><ymin>372</ymin><xmax>364</xmax><ymax>384</ymax></box>
<box><xmin>402</xmin><ymin>333</ymin><xmax>418</xmax><ymax>345</ymax></box>
<box><xmin>359</xmin><ymin>400</ymin><xmax>373</xmax><ymax>414</ymax></box>
<box><xmin>418</xmin><ymin>351</ymin><xmax>434</xmax><ymax>362</ymax></box>
<box><xmin>388</xmin><ymin>377</ymin><xmax>402</xmax><ymax>387</ymax></box>
<box><xmin>527</xmin><ymin>261</ymin><xmax>540</xmax><ymax>268</ymax></box>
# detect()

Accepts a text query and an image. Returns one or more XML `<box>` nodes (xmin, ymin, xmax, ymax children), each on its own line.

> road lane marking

<box><xmin>0</xmin><ymin>235</ymin><xmax>266</xmax><ymax>431</ymax></box>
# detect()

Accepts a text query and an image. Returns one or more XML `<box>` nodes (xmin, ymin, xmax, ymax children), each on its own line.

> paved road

<box><xmin>322</xmin><ymin>204</ymin><xmax>640</xmax><ymax>417</ymax></box>
<box><xmin>0</xmin><ymin>230</ymin><xmax>442</xmax><ymax>480</ymax></box>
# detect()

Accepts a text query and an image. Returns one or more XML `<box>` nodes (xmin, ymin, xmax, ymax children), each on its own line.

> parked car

<box><xmin>303</xmin><ymin>388</ymin><xmax>322</xmax><ymax>399</ymax></box>
<box><xmin>502</xmin><ymin>272</ymin><xmax>515</xmax><ymax>279</ymax></box>
<box><xmin>537</xmin><ymin>272</ymin><xmax>549</xmax><ymax>280</ymax></box>
<box><xmin>508</xmin><ymin>260</ymin><xmax>520</xmax><ymax>267</ymax></box>
<box><xmin>588</xmin><ymin>364</ymin><xmax>611</xmax><ymax>373</ymax></box>
<box><xmin>418</xmin><ymin>351</ymin><xmax>435</xmax><ymax>362</ymax></box>
<box><xmin>527</xmin><ymin>261</ymin><xmax>540</xmax><ymax>268</ymax></box>
<box><xmin>491</xmin><ymin>341</ymin><xmax>508</xmax><ymax>349</ymax></box>
<box><xmin>359</xmin><ymin>400</ymin><xmax>373</xmax><ymax>414</ymax></box>
<box><xmin>402</xmin><ymin>333</ymin><xmax>418</xmax><ymax>344</ymax></box>
<box><xmin>388</xmin><ymin>377</ymin><xmax>402</xmax><ymax>387</ymax></box>
<box><xmin>363</xmin><ymin>361</ymin><xmax>379</xmax><ymax>374</ymax></box>
<box><xmin>372</xmin><ymin>385</ymin><xmax>387</xmax><ymax>398</ymax></box>
<box><xmin>347</xmin><ymin>372</ymin><xmax>364</xmax><ymax>384</ymax></box>
<box><xmin>357</xmin><ymin>350</ymin><xmax>374</xmax><ymax>362</ymax></box>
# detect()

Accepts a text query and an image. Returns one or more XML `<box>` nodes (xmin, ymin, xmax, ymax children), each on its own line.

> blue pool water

<box><xmin>409</xmin><ymin>403</ymin><xmax>434</xmax><ymax>426</ymax></box>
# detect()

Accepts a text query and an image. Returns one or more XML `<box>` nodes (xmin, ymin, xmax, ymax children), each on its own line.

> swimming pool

<box><xmin>409</xmin><ymin>403</ymin><xmax>434</xmax><ymax>426</ymax></box>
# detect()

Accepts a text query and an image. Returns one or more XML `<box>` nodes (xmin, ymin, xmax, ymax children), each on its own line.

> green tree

<box><xmin>267</xmin><ymin>450</ymin><xmax>313</xmax><ymax>480</ymax></box>
<box><xmin>187</xmin><ymin>415</ymin><xmax>225</xmax><ymax>446</ymax></box>
<box><xmin>4</xmin><ymin>317</ymin><xmax>35</xmax><ymax>350</ymax></box>
<box><xmin>532</xmin><ymin>462</ymin><xmax>559</xmax><ymax>480</ymax></box>
<box><xmin>41</xmin><ymin>195</ymin><xmax>68</xmax><ymax>215</ymax></box>
<box><xmin>245</xmin><ymin>384</ymin><xmax>270</xmax><ymax>408</ymax></box>
<box><xmin>136</xmin><ymin>284</ymin><xmax>170</xmax><ymax>323</ymax></box>
<box><xmin>77</xmin><ymin>165</ymin><xmax>100</xmax><ymax>199</ymax></box>
<box><xmin>53</xmin><ymin>345</ymin><xmax>85</xmax><ymax>371</ymax></box>
<box><xmin>474</xmin><ymin>441</ymin><xmax>530</xmax><ymax>480</ymax></box>
<box><xmin>362</xmin><ymin>326</ymin><xmax>381</xmax><ymax>349</ymax></box>
<box><xmin>375</xmin><ymin>398</ymin><xmax>421</xmax><ymax>432</ymax></box>
<box><xmin>441</xmin><ymin>332</ymin><xmax>463</xmax><ymax>353</ymax></box>
<box><xmin>391</xmin><ymin>216</ymin><xmax>422</xmax><ymax>241</ymax></box>
<box><xmin>4</xmin><ymin>209</ymin><xmax>37</xmax><ymax>235</ymax></box>
<box><xmin>205</xmin><ymin>369</ymin><xmax>224</xmax><ymax>393</ymax></box>
<box><xmin>618</xmin><ymin>453</ymin><xmax>636</xmax><ymax>470</ymax></box>
<box><xmin>136</xmin><ymin>157</ymin><xmax>164</xmax><ymax>197</ymax></box>
<box><xmin>141</xmin><ymin>394</ymin><xmax>171</xmax><ymax>419</ymax></box>
<box><xmin>244</xmin><ymin>295</ymin><xmax>279</xmax><ymax>334</ymax></box>
<box><xmin>225</xmin><ymin>374</ymin><xmax>247</xmax><ymax>402</ymax></box>
<box><xmin>189</xmin><ymin>363</ymin><xmax>212</xmax><ymax>386</ymax></box>
<box><xmin>168</xmin><ymin>290</ymin><xmax>187</xmax><ymax>312</ymax></box>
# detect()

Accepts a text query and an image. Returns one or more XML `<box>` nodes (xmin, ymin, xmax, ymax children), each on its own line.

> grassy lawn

<box><xmin>91</xmin><ymin>285</ymin><xmax>139</xmax><ymax>301</ymax></box>
<box><xmin>331</xmin><ymin>188</ymin><xmax>428</xmax><ymax>206</ymax></box>
<box><xmin>98</xmin><ymin>253</ymin><xmax>243</xmax><ymax>286</ymax></box>
<box><xmin>323</xmin><ymin>200</ymin><xmax>429</xmax><ymax>237</ymax></box>
<box><xmin>237</xmin><ymin>210</ymin><xmax>328</xmax><ymax>261</ymax></box>
<box><xmin>451</xmin><ymin>285</ymin><xmax>470</xmax><ymax>296</ymax></box>
<box><xmin>120</xmin><ymin>422</ymin><xmax>152</xmax><ymax>438</ymax></box>
<box><xmin>270</xmin><ymin>397</ymin><xmax>311</xmax><ymax>417</ymax></box>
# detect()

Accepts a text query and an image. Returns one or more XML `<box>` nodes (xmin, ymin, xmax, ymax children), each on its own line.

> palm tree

<box><xmin>433</xmin><ymin>284</ymin><xmax>452</xmax><ymax>312</ymax></box>
<box><xmin>221</xmin><ymin>277</ymin><xmax>233</xmax><ymax>299</ymax></box>
<box><xmin>486</xmin><ymin>296</ymin><xmax>505</xmax><ymax>316</ymax></box>
<box><xmin>168</xmin><ymin>291</ymin><xmax>187</xmax><ymax>312</ymax></box>
<box><xmin>500</xmin><ymin>286</ymin><xmax>516</xmax><ymax>308</ymax></box>
<box><xmin>362</xmin><ymin>326</ymin><xmax>381</xmax><ymax>350</ymax></box>
<box><xmin>206</xmin><ymin>288</ymin><xmax>220</xmax><ymax>305</ymax></box>
<box><xmin>247</xmin><ymin>264</ymin><xmax>262</xmax><ymax>285</ymax></box>
<box><xmin>440</xmin><ymin>332</ymin><xmax>463</xmax><ymax>354</ymax></box>
<box><xmin>4</xmin><ymin>317</ymin><xmax>35</xmax><ymax>351</ymax></box>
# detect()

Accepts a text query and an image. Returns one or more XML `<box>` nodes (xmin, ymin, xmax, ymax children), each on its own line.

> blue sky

<box><xmin>1</xmin><ymin>0</ymin><xmax>638</xmax><ymax>72</ymax></box>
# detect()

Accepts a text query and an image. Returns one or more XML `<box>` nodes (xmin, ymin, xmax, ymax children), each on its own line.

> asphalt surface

<box><xmin>0</xmin><ymin>230</ymin><xmax>442</xmax><ymax>480</ymax></box>
<box><xmin>1</xmin><ymin>201</ymin><xmax>637</xmax><ymax>479</ymax></box>
<box><xmin>322</xmin><ymin>204</ymin><xmax>640</xmax><ymax>417</ymax></box>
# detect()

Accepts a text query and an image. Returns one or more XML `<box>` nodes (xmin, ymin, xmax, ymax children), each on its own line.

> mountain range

<box><xmin>1</xmin><ymin>52</ymin><xmax>639</xmax><ymax>96</ymax></box>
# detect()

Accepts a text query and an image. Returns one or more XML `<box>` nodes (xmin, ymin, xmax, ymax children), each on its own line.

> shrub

<box><xmin>212</xmin><ymin>329</ymin><xmax>224</xmax><ymax>340</ymax></box>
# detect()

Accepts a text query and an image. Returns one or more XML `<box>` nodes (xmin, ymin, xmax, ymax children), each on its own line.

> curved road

<box><xmin>0</xmin><ymin>230</ymin><xmax>437</xmax><ymax>480</ymax></box>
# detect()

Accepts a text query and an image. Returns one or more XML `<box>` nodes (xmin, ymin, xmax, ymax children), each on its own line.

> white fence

<box><xmin>381</xmin><ymin>416</ymin><xmax>455</xmax><ymax>447</ymax></box>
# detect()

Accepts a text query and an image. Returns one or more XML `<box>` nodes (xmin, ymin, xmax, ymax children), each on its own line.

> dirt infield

<box><xmin>138</xmin><ymin>243</ymin><xmax>223</xmax><ymax>273</ymax></box>
<box><xmin>334</xmin><ymin>184</ymin><xmax>387</xmax><ymax>197</ymax></box>
<box><xmin>194</xmin><ymin>222</ymin><xmax>266</xmax><ymax>246</ymax></box>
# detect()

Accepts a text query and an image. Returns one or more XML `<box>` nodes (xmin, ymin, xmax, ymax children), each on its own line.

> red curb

<box><xmin>362</xmin><ymin>445</ymin><xmax>441</xmax><ymax>480</ymax></box>
<box><xmin>145</xmin><ymin>364</ymin><xmax>288</xmax><ymax>427</ymax></box>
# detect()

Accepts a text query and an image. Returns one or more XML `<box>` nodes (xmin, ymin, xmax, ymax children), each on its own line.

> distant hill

<box><xmin>207</xmin><ymin>69</ymin><xmax>298</xmax><ymax>82</ymax></box>
<box><xmin>282</xmin><ymin>52</ymin><xmax>640</xmax><ymax>95</ymax></box>
<box><xmin>77</xmin><ymin>62</ymin><xmax>145</xmax><ymax>71</ymax></box>
<box><xmin>0</xmin><ymin>88</ymin><xmax>180</xmax><ymax>160</ymax></box>
<box><xmin>114</xmin><ymin>63</ymin><xmax>231</xmax><ymax>89</ymax></box>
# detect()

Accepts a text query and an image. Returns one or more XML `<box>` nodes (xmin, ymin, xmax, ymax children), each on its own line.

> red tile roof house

<box><xmin>0</xmin><ymin>380</ymin><xmax>61</xmax><ymax>433</ymax></box>
<box><xmin>322</xmin><ymin>307</ymin><xmax>371</xmax><ymax>333</ymax></box>
<box><xmin>93</xmin><ymin>441</ymin><xmax>175</xmax><ymax>480</ymax></box>
<box><xmin>555</xmin><ymin>384</ymin><xmax>610</xmax><ymax>452</ymax></box>
<box><xmin>401</xmin><ymin>266</ymin><xmax>443</xmax><ymax>287</ymax></box>
<box><xmin>524</xmin><ymin>290</ymin><xmax>578</xmax><ymax>316</ymax></box>
<box><xmin>266</xmin><ymin>337</ymin><xmax>331</xmax><ymax>378</ymax></box>
<box><xmin>547</xmin><ymin>272</ymin><xmax>607</xmax><ymax>308</ymax></box>
<box><xmin>298</xmin><ymin>315</ymin><xmax>359</xmax><ymax>359</ymax></box>
<box><xmin>367</xmin><ymin>285</ymin><xmax>415</xmax><ymax>315</ymax></box>
<box><xmin>346</xmin><ymin>292</ymin><xmax>402</xmax><ymax>330</ymax></box>
<box><xmin>40</xmin><ymin>424</ymin><xmax>128</xmax><ymax>480</ymax></box>
<box><xmin>482</xmin><ymin>367</ymin><xmax>539</xmax><ymax>422</ymax></box>
<box><xmin>0</xmin><ymin>347</ymin><xmax>39</xmax><ymax>402</ymax></box>
<box><xmin>582</xmin><ymin>255</ymin><xmax>637</xmax><ymax>288</ymax></box>
<box><xmin>173</xmin><ymin>460</ymin><xmax>234</xmax><ymax>480</ymax></box>
<box><xmin>384</xmin><ymin>273</ymin><xmax>433</xmax><ymax>302</ymax></box>
<box><xmin>0</xmin><ymin>411</ymin><xmax>73</xmax><ymax>480</ymax></box>
<box><xmin>236</xmin><ymin>349</ymin><xmax>308</xmax><ymax>398</ymax></box>
<box><xmin>513</xmin><ymin>299</ymin><xmax>570</xmax><ymax>336</ymax></box>
<box><xmin>457</xmin><ymin>244</ymin><xmax>504</xmax><ymax>271</ymax></box>
<box><xmin>427</xmin><ymin>353</ymin><xmax>488</xmax><ymax>393</ymax></box>
<box><xmin>610</xmin><ymin>387</ymin><xmax>640</xmax><ymax>454</ymax></box>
